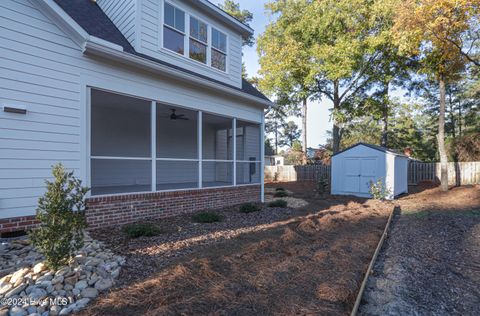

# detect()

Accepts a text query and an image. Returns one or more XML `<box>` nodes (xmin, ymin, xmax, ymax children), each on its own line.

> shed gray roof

<box><xmin>332</xmin><ymin>143</ymin><xmax>408</xmax><ymax>158</ymax></box>
<box><xmin>53</xmin><ymin>0</ymin><xmax>270</xmax><ymax>103</ymax></box>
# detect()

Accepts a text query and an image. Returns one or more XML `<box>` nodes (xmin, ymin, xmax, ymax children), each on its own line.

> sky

<box><xmin>213</xmin><ymin>0</ymin><xmax>333</xmax><ymax>148</ymax></box>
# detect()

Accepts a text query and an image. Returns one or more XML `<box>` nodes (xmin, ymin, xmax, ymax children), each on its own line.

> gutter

<box><xmin>83</xmin><ymin>41</ymin><xmax>272</xmax><ymax>108</ymax></box>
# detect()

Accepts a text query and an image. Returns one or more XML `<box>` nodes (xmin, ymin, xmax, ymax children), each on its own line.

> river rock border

<box><xmin>0</xmin><ymin>233</ymin><xmax>124</xmax><ymax>316</ymax></box>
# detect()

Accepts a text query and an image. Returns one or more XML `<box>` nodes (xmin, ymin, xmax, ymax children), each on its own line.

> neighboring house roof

<box><xmin>332</xmin><ymin>142</ymin><xmax>408</xmax><ymax>158</ymax></box>
<box><xmin>53</xmin><ymin>0</ymin><xmax>270</xmax><ymax>103</ymax></box>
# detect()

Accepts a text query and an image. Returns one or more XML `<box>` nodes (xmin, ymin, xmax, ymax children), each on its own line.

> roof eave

<box><xmin>190</xmin><ymin>0</ymin><xmax>254</xmax><ymax>36</ymax></box>
<box><xmin>84</xmin><ymin>41</ymin><xmax>272</xmax><ymax>108</ymax></box>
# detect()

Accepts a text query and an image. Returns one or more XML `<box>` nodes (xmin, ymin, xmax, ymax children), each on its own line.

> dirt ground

<box><xmin>359</xmin><ymin>185</ymin><xmax>480</xmax><ymax>316</ymax></box>
<box><xmin>80</xmin><ymin>182</ymin><xmax>392</xmax><ymax>316</ymax></box>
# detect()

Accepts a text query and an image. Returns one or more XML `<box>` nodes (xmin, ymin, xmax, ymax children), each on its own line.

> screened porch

<box><xmin>90</xmin><ymin>89</ymin><xmax>262</xmax><ymax>196</ymax></box>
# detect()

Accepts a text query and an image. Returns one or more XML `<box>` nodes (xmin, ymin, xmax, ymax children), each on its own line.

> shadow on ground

<box><xmin>80</xmin><ymin>182</ymin><xmax>392</xmax><ymax>316</ymax></box>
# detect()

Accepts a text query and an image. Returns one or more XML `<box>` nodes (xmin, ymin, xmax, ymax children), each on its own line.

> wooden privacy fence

<box><xmin>265</xmin><ymin>164</ymin><xmax>331</xmax><ymax>182</ymax></box>
<box><xmin>408</xmin><ymin>161</ymin><xmax>480</xmax><ymax>186</ymax></box>
<box><xmin>265</xmin><ymin>161</ymin><xmax>480</xmax><ymax>186</ymax></box>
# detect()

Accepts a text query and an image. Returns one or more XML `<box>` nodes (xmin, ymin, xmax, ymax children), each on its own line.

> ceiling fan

<box><xmin>160</xmin><ymin>109</ymin><xmax>189</xmax><ymax>121</ymax></box>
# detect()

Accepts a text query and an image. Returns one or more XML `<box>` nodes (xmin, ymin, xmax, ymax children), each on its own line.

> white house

<box><xmin>265</xmin><ymin>155</ymin><xmax>284</xmax><ymax>166</ymax></box>
<box><xmin>331</xmin><ymin>143</ymin><xmax>409</xmax><ymax>200</ymax></box>
<box><xmin>0</xmin><ymin>0</ymin><xmax>271</xmax><ymax>234</ymax></box>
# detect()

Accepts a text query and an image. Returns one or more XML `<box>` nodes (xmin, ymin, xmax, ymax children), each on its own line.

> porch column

<box><xmin>198</xmin><ymin>111</ymin><xmax>203</xmax><ymax>188</ymax></box>
<box><xmin>151</xmin><ymin>101</ymin><xmax>156</xmax><ymax>192</ymax></box>
<box><xmin>233</xmin><ymin>118</ymin><xmax>237</xmax><ymax>186</ymax></box>
<box><xmin>261</xmin><ymin>115</ymin><xmax>265</xmax><ymax>202</ymax></box>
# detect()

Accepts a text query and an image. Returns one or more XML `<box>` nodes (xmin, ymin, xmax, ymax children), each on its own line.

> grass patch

<box><xmin>123</xmin><ymin>223</ymin><xmax>162</xmax><ymax>238</ymax></box>
<box><xmin>274</xmin><ymin>190</ymin><xmax>288</xmax><ymax>197</ymax></box>
<box><xmin>268</xmin><ymin>199</ymin><xmax>288</xmax><ymax>208</ymax></box>
<box><xmin>239</xmin><ymin>203</ymin><xmax>262</xmax><ymax>213</ymax></box>
<box><xmin>192</xmin><ymin>212</ymin><xmax>222</xmax><ymax>223</ymax></box>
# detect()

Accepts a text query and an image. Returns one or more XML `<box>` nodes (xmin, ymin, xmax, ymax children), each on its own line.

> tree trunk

<box><xmin>274</xmin><ymin>121</ymin><xmax>279</xmax><ymax>154</ymax></box>
<box><xmin>332</xmin><ymin>80</ymin><xmax>342</xmax><ymax>153</ymax></box>
<box><xmin>301</xmin><ymin>98</ymin><xmax>308</xmax><ymax>165</ymax></box>
<box><xmin>381</xmin><ymin>81</ymin><xmax>390</xmax><ymax>147</ymax></box>
<box><xmin>438</xmin><ymin>76</ymin><xmax>449</xmax><ymax>192</ymax></box>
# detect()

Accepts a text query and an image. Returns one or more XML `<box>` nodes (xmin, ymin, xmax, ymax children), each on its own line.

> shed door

<box><xmin>344</xmin><ymin>158</ymin><xmax>361</xmax><ymax>193</ymax></box>
<box><xmin>343</xmin><ymin>157</ymin><xmax>377</xmax><ymax>194</ymax></box>
<box><xmin>359</xmin><ymin>158</ymin><xmax>377</xmax><ymax>194</ymax></box>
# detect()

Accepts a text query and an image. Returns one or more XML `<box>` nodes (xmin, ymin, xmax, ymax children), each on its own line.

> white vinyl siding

<box><xmin>0</xmin><ymin>0</ymin><xmax>263</xmax><ymax>219</ymax></box>
<box><xmin>97</xmin><ymin>0</ymin><xmax>137</xmax><ymax>47</ymax></box>
<box><xmin>139</xmin><ymin>0</ymin><xmax>243</xmax><ymax>88</ymax></box>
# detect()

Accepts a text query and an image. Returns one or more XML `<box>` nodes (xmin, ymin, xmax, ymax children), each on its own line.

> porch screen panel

<box><xmin>236</xmin><ymin>121</ymin><xmax>261</xmax><ymax>184</ymax></box>
<box><xmin>156</xmin><ymin>104</ymin><xmax>198</xmax><ymax>190</ymax></box>
<box><xmin>202</xmin><ymin>113</ymin><xmax>233</xmax><ymax>187</ymax></box>
<box><xmin>90</xmin><ymin>89</ymin><xmax>151</xmax><ymax>195</ymax></box>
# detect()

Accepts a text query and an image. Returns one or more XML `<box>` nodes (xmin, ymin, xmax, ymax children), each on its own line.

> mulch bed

<box><xmin>80</xmin><ymin>182</ymin><xmax>393</xmax><ymax>315</ymax></box>
<box><xmin>359</xmin><ymin>185</ymin><xmax>480</xmax><ymax>315</ymax></box>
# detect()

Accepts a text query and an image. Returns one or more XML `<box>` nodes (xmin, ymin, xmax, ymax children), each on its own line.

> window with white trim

<box><xmin>189</xmin><ymin>16</ymin><xmax>208</xmax><ymax>64</ymax></box>
<box><xmin>163</xmin><ymin>2</ymin><xmax>185</xmax><ymax>55</ymax></box>
<box><xmin>211</xmin><ymin>28</ymin><xmax>227</xmax><ymax>71</ymax></box>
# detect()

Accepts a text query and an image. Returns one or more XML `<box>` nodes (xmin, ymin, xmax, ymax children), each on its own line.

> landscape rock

<box><xmin>80</xmin><ymin>287</ymin><xmax>98</xmax><ymax>299</ymax></box>
<box><xmin>0</xmin><ymin>233</ymin><xmax>123</xmax><ymax>315</ymax></box>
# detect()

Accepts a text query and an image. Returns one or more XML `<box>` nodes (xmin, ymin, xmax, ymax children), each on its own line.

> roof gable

<box><xmin>51</xmin><ymin>0</ymin><xmax>270</xmax><ymax>104</ymax></box>
<box><xmin>332</xmin><ymin>143</ymin><xmax>408</xmax><ymax>158</ymax></box>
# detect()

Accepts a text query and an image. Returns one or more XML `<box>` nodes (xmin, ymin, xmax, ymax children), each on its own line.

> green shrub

<box><xmin>317</xmin><ymin>178</ymin><xmax>330</xmax><ymax>194</ymax></box>
<box><xmin>268</xmin><ymin>199</ymin><xmax>288</xmax><ymax>208</ymax></box>
<box><xmin>369</xmin><ymin>178</ymin><xmax>392</xmax><ymax>200</ymax></box>
<box><xmin>192</xmin><ymin>212</ymin><xmax>221</xmax><ymax>223</ymax></box>
<box><xmin>239</xmin><ymin>203</ymin><xmax>261</xmax><ymax>213</ymax></box>
<box><xmin>275</xmin><ymin>187</ymin><xmax>286</xmax><ymax>192</ymax></box>
<box><xmin>29</xmin><ymin>164</ymin><xmax>89</xmax><ymax>269</ymax></box>
<box><xmin>123</xmin><ymin>223</ymin><xmax>162</xmax><ymax>238</ymax></box>
<box><xmin>274</xmin><ymin>190</ymin><xmax>288</xmax><ymax>197</ymax></box>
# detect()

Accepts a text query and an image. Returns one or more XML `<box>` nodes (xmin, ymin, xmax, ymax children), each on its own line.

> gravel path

<box><xmin>359</xmin><ymin>186</ymin><xmax>480</xmax><ymax>316</ymax></box>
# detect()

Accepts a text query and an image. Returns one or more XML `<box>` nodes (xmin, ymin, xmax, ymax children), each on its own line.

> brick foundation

<box><xmin>0</xmin><ymin>216</ymin><xmax>39</xmax><ymax>234</ymax></box>
<box><xmin>85</xmin><ymin>185</ymin><xmax>261</xmax><ymax>230</ymax></box>
<box><xmin>0</xmin><ymin>185</ymin><xmax>261</xmax><ymax>234</ymax></box>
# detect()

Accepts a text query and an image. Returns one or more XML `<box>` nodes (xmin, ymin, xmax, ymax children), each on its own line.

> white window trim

<box><xmin>88</xmin><ymin>88</ymin><xmax>261</xmax><ymax>197</ymax></box>
<box><xmin>160</xmin><ymin>0</ymin><xmax>229</xmax><ymax>74</ymax></box>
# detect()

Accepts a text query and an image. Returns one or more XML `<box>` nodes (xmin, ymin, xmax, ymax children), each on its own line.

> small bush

<box><xmin>239</xmin><ymin>203</ymin><xmax>261</xmax><ymax>213</ymax></box>
<box><xmin>369</xmin><ymin>178</ymin><xmax>392</xmax><ymax>200</ymax></box>
<box><xmin>268</xmin><ymin>199</ymin><xmax>288</xmax><ymax>208</ymax></box>
<box><xmin>29</xmin><ymin>164</ymin><xmax>88</xmax><ymax>270</ymax></box>
<box><xmin>274</xmin><ymin>190</ymin><xmax>288</xmax><ymax>197</ymax></box>
<box><xmin>275</xmin><ymin>187</ymin><xmax>286</xmax><ymax>192</ymax></box>
<box><xmin>192</xmin><ymin>212</ymin><xmax>221</xmax><ymax>223</ymax></box>
<box><xmin>317</xmin><ymin>178</ymin><xmax>330</xmax><ymax>194</ymax></box>
<box><xmin>123</xmin><ymin>223</ymin><xmax>162</xmax><ymax>238</ymax></box>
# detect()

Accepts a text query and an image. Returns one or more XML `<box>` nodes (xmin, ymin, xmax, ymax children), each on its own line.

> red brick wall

<box><xmin>0</xmin><ymin>185</ymin><xmax>261</xmax><ymax>233</ymax></box>
<box><xmin>0</xmin><ymin>216</ymin><xmax>39</xmax><ymax>234</ymax></box>
<box><xmin>85</xmin><ymin>185</ymin><xmax>261</xmax><ymax>229</ymax></box>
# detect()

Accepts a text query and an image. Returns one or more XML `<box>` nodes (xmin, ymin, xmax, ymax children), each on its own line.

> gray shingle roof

<box><xmin>332</xmin><ymin>143</ymin><xmax>408</xmax><ymax>157</ymax></box>
<box><xmin>53</xmin><ymin>0</ymin><xmax>270</xmax><ymax>103</ymax></box>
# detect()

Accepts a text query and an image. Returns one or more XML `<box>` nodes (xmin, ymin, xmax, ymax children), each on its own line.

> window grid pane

<box><xmin>164</xmin><ymin>26</ymin><xmax>185</xmax><ymax>55</ymax></box>
<box><xmin>164</xmin><ymin>3</ymin><xmax>185</xmax><ymax>32</ymax></box>
<box><xmin>212</xmin><ymin>28</ymin><xmax>227</xmax><ymax>52</ymax></box>
<box><xmin>211</xmin><ymin>49</ymin><xmax>226</xmax><ymax>71</ymax></box>
<box><xmin>190</xmin><ymin>17</ymin><xmax>207</xmax><ymax>43</ymax></box>
<box><xmin>189</xmin><ymin>39</ymin><xmax>207</xmax><ymax>64</ymax></box>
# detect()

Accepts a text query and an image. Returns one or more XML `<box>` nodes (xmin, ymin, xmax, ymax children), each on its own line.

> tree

<box><xmin>218</xmin><ymin>0</ymin><xmax>254</xmax><ymax>78</ymax></box>
<box><xmin>258</xmin><ymin>1</ymin><xmax>314</xmax><ymax>163</ymax></box>
<box><xmin>393</xmin><ymin>0</ymin><xmax>480</xmax><ymax>191</ymax></box>
<box><xmin>218</xmin><ymin>0</ymin><xmax>254</xmax><ymax>47</ymax></box>
<box><xmin>265</xmin><ymin>103</ymin><xmax>288</xmax><ymax>154</ymax></box>
<box><xmin>30</xmin><ymin>164</ymin><xmax>88</xmax><ymax>269</ymax></box>
<box><xmin>260</xmin><ymin>0</ymin><xmax>390</xmax><ymax>154</ymax></box>
<box><xmin>280</xmin><ymin>121</ymin><xmax>302</xmax><ymax>148</ymax></box>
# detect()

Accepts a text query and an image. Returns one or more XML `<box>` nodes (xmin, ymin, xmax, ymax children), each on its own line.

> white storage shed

<box><xmin>331</xmin><ymin>143</ymin><xmax>409</xmax><ymax>200</ymax></box>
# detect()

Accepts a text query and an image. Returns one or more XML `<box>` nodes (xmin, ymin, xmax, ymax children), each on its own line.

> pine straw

<box><xmin>80</xmin><ymin>183</ymin><xmax>392</xmax><ymax>316</ymax></box>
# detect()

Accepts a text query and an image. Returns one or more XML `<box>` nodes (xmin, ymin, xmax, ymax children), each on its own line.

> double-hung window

<box><xmin>211</xmin><ymin>28</ymin><xmax>227</xmax><ymax>71</ymax></box>
<box><xmin>162</xmin><ymin>2</ymin><xmax>228</xmax><ymax>72</ymax></box>
<box><xmin>189</xmin><ymin>17</ymin><xmax>208</xmax><ymax>64</ymax></box>
<box><xmin>163</xmin><ymin>2</ymin><xmax>185</xmax><ymax>55</ymax></box>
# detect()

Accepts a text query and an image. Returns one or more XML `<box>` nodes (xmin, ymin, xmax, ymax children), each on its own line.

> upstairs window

<box><xmin>163</xmin><ymin>3</ymin><xmax>185</xmax><ymax>55</ymax></box>
<box><xmin>211</xmin><ymin>28</ymin><xmax>227</xmax><ymax>71</ymax></box>
<box><xmin>189</xmin><ymin>17</ymin><xmax>208</xmax><ymax>64</ymax></box>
